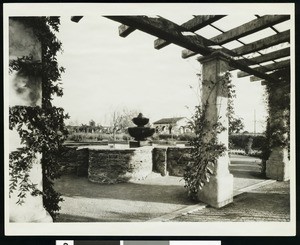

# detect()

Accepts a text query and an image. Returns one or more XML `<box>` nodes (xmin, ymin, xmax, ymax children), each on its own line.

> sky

<box><xmin>53</xmin><ymin>15</ymin><xmax>270</xmax><ymax>133</ymax></box>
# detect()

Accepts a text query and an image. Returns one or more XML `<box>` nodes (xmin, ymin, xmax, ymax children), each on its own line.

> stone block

<box><xmin>197</xmin><ymin>173</ymin><xmax>234</xmax><ymax>208</ymax></box>
<box><xmin>152</xmin><ymin>147</ymin><xmax>167</xmax><ymax>176</ymax></box>
<box><xmin>76</xmin><ymin>148</ymin><xmax>89</xmax><ymax>177</ymax></box>
<box><xmin>88</xmin><ymin>147</ymin><xmax>153</xmax><ymax>184</ymax></box>
<box><xmin>266</xmin><ymin>147</ymin><xmax>290</xmax><ymax>181</ymax></box>
<box><xmin>166</xmin><ymin>147</ymin><xmax>192</xmax><ymax>176</ymax></box>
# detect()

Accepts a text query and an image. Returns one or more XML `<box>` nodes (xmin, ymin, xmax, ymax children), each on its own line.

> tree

<box><xmin>109</xmin><ymin>108</ymin><xmax>139</xmax><ymax>140</ymax></box>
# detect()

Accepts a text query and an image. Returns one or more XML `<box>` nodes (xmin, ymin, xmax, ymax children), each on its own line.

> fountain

<box><xmin>128</xmin><ymin>113</ymin><xmax>155</xmax><ymax>148</ymax></box>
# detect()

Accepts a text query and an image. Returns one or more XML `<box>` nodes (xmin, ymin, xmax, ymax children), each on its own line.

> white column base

<box><xmin>266</xmin><ymin>147</ymin><xmax>290</xmax><ymax>181</ymax></box>
<box><xmin>197</xmin><ymin>173</ymin><xmax>234</xmax><ymax>208</ymax></box>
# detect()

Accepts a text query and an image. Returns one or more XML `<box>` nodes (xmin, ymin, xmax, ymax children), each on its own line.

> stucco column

<box><xmin>197</xmin><ymin>51</ymin><xmax>233</xmax><ymax>208</ymax></box>
<box><xmin>9</xmin><ymin>18</ymin><xmax>52</xmax><ymax>222</ymax></box>
<box><xmin>266</xmin><ymin>85</ymin><xmax>290</xmax><ymax>181</ymax></box>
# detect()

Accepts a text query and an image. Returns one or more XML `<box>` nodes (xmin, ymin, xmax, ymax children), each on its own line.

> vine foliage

<box><xmin>261</xmin><ymin>79</ymin><xmax>290</xmax><ymax>165</ymax></box>
<box><xmin>9</xmin><ymin>17</ymin><xmax>69</xmax><ymax>219</ymax></box>
<box><xmin>184</xmin><ymin>72</ymin><xmax>234</xmax><ymax>200</ymax></box>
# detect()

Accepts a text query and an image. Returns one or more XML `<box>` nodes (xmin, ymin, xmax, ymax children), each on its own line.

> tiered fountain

<box><xmin>128</xmin><ymin>113</ymin><xmax>155</xmax><ymax>148</ymax></box>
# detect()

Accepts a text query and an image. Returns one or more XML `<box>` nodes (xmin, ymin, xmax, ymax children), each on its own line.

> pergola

<box><xmin>71</xmin><ymin>15</ymin><xmax>291</xmax><ymax>208</ymax></box>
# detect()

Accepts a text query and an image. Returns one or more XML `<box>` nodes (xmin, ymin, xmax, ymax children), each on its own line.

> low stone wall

<box><xmin>152</xmin><ymin>147</ymin><xmax>167</xmax><ymax>176</ymax></box>
<box><xmin>58</xmin><ymin>147</ymin><xmax>79</xmax><ymax>175</ymax></box>
<box><xmin>166</xmin><ymin>147</ymin><xmax>192</xmax><ymax>176</ymax></box>
<box><xmin>88</xmin><ymin>146</ymin><xmax>153</xmax><ymax>184</ymax></box>
<box><xmin>76</xmin><ymin>148</ymin><xmax>89</xmax><ymax>176</ymax></box>
<box><xmin>58</xmin><ymin>145</ymin><xmax>193</xmax><ymax>182</ymax></box>
<box><xmin>58</xmin><ymin>147</ymin><xmax>89</xmax><ymax>176</ymax></box>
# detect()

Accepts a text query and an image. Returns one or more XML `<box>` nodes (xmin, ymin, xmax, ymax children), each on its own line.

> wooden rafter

<box><xmin>154</xmin><ymin>15</ymin><xmax>226</xmax><ymax>50</ymax></box>
<box><xmin>237</xmin><ymin>59</ymin><xmax>290</xmax><ymax>78</ymax></box>
<box><xmin>105</xmin><ymin>15</ymin><xmax>215</xmax><ymax>55</ymax></box>
<box><xmin>105</xmin><ymin>15</ymin><xmax>282</xmax><ymax>83</ymax></box>
<box><xmin>119</xmin><ymin>24</ymin><xmax>136</xmax><ymax>37</ymax></box>
<box><xmin>71</xmin><ymin>16</ymin><xmax>83</xmax><ymax>23</ymax></box>
<box><xmin>232</xmin><ymin>30</ymin><xmax>290</xmax><ymax>56</ymax></box>
<box><xmin>246</xmin><ymin>47</ymin><xmax>290</xmax><ymax>64</ymax></box>
<box><xmin>210</xmin><ymin>15</ymin><xmax>289</xmax><ymax>45</ymax></box>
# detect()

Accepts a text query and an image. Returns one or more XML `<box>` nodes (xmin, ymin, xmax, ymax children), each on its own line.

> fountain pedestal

<box><xmin>129</xmin><ymin>140</ymin><xmax>152</xmax><ymax>148</ymax></box>
<box><xmin>128</xmin><ymin>113</ymin><xmax>155</xmax><ymax>148</ymax></box>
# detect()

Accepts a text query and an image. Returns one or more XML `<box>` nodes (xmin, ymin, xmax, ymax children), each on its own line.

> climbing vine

<box><xmin>184</xmin><ymin>71</ymin><xmax>235</xmax><ymax>200</ymax></box>
<box><xmin>261</xmin><ymin>79</ymin><xmax>290</xmax><ymax>166</ymax></box>
<box><xmin>9</xmin><ymin>17</ymin><xmax>69</xmax><ymax>219</ymax></box>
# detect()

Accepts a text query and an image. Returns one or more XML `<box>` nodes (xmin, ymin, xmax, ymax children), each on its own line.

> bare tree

<box><xmin>109</xmin><ymin>108</ymin><xmax>139</xmax><ymax>141</ymax></box>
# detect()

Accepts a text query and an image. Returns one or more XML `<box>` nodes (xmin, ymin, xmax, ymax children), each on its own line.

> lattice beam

<box><xmin>106</xmin><ymin>15</ymin><xmax>281</xmax><ymax>83</ymax></box>
<box><xmin>154</xmin><ymin>15</ymin><xmax>225</xmax><ymax>49</ymax></box>
<box><xmin>247</xmin><ymin>47</ymin><xmax>290</xmax><ymax>64</ymax></box>
<box><xmin>232</xmin><ymin>30</ymin><xmax>290</xmax><ymax>56</ymax></box>
<box><xmin>237</xmin><ymin>59</ymin><xmax>290</xmax><ymax>78</ymax></box>
<box><xmin>210</xmin><ymin>15</ymin><xmax>290</xmax><ymax>45</ymax></box>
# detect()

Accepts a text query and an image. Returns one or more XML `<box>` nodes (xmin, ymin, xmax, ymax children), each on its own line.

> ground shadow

<box><xmin>55</xmin><ymin>175</ymin><xmax>196</xmax><ymax>205</ymax></box>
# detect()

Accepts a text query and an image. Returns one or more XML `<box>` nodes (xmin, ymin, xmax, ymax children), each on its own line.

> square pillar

<box><xmin>266</xmin><ymin>85</ymin><xmax>290</xmax><ymax>181</ymax></box>
<box><xmin>196</xmin><ymin>52</ymin><xmax>233</xmax><ymax>208</ymax></box>
<box><xmin>9</xmin><ymin>18</ymin><xmax>52</xmax><ymax>222</ymax></box>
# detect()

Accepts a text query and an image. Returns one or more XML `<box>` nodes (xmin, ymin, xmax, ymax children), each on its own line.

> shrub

<box><xmin>229</xmin><ymin>134</ymin><xmax>266</xmax><ymax>150</ymax></box>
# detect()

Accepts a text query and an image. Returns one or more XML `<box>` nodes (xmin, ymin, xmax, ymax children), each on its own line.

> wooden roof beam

<box><xmin>182</xmin><ymin>21</ymin><xmax>290</xmax><ymax>59</ymax></box>
<box><xmin>119</xmin><ymin>24</ymin><xmax>136</xmax><ymax>37</ymax></box>
<box><xmin>210</xmin><ymin>15</ymin><xmax>290</xmax><ymax>45</ymax></box>
<box><xmin>106</xmin><ymin>16</ymin><xmax>280</xmax><ymax>83</ymax></box>
<box><xmin>237</xmin><ymin>59</ymin><xmax>290</xmax><ymax>78</ymax></box>
<box><xmin>232</xmin><ymin>30</ymin><xmax>290</xmax><ymax>56</ymax></box>
<box><xmin>71</xmin><ymin>16</ymin><xmax>83</xmax><ymax>23</ymax></box>
<box><xmin>245</xmin><ymin>47</ymin><xmax>290</xmax><ymax>64</ymax></box>
<box><xmin>105</xmin><ymin>15</ymin><xmax>215</xmax><ymax>56</ymax></box>
<box><xmin>154</xmin><ymin>15</ymin><xmax>226</xmax><ymax>49</ymax></box>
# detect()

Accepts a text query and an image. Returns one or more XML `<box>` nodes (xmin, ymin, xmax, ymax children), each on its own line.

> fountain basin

<box><xmin>128</xmin><ymin>127</ymin><xmax>155</xmax><ymax>141</ymax></box>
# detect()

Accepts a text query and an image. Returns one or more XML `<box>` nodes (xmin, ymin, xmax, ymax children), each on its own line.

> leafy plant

<box><xmin>9</xmin><ymin>17</ymin><xmax>68</xmax><ymax>219</ymax></box>
<box><xmin>183</xmin><ymin>72</ymin><xmax>234</xmax><ymax>199</ymax></box>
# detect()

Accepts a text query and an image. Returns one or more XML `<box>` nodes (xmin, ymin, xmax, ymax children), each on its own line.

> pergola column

<box><xmin>197</xmin><ymin>51</ymin><xmax>233</xmax><ymax>208</ymax></box>
<box><xmin>9</xmin><ymin>18</ymin><xmax>52</xmax><ymax>222</ymax></box>
<box><xmin>266</xmin><ymin>84</ymin><xmax>290</xmax><ymax>181</ymax></box>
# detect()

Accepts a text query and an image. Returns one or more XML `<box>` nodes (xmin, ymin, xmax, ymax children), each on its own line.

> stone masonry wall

<box><xmin>166</xmin><ymin>147</ymin><xmax>193</xmax><ymax>176</ymax></box>
<box><xmin>58</xmin><ymin>147</ymin><xmax>89</xmax><ymax>176</ymax></box>
<box><xmin>88</xmin><ymin>147</ymin><xmax>153</xmax><ymax>184</ymax></box>
<box><xmin>152</xmin><ymin>147</ymin><xmax>167</xmax><ymax>176</ymax></box>
<box><xmin>58</xmin><ymin>147</ymin><xmax>78</xmax><ymax>175</ymax></box>
<box><xmin>76</xmin><ymin>148</ymin><xmax>89</xmax><ymax>177</ymax></box>
<box><xmin>58</xmin><ymin>146</ymin><xmax>193</xmax><ymax>181</ymax></box>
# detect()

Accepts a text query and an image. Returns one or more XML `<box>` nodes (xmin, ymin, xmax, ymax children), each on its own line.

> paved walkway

<box><xmin>54</xmin><ymin>155</ymin><xmax>290</xmax><ymax>222</ymax></box>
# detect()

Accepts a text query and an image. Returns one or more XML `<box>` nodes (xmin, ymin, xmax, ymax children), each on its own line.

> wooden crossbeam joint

<box><xmin>154</xmin><ymin>15</ymin><xmax>226</xmax><ymax>50</ymax></box>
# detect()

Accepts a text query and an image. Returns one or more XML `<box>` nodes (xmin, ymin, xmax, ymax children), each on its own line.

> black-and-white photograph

<box><xmin>4</xmin><ymin>3</ymin><xmax>295</xmax><ymax>236</ymax></box>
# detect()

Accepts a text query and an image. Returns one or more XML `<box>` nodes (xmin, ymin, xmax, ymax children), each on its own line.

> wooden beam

<box><xmin>210</xmin><ymin>15</ymin><xmax>290</xmax><ymax>45</ymax></box>
<box><xmin>181</xmin><ymin>15</ymin><xmax>226</xmax><ymax>32</ymax></box>
<box><xmin>154</xmin><ymin>15</ymin><xmax>226</xmax><ymax>49</ymax></box>
<box><xmin>105</xmin><ymin>16</ymin><xmax>215</xmax><ymax>56</ymax></box>
<box><xmin>261</xmin><ymin>68</ymin><xmax>290</xmax><ymax>85</ymax></box>
<box><xmin>118</xmin><ymin>24</ymin><xmax>136</xmax><ymax>37</ymax></box>
<box><xmin>246</xmin><ymin>47</ymin><xmax>290</xmax><ymax>64</ymax></box>
<box><xmin>250</xmin><ymin>76</ymin><xmax>263</xmax><ymax>82</ymax></box>
<box><xmin>182</xmin><ymin>49</ymin><xmax>198</xmax><ymax>59</ymax></box>
<box><xmin>71</xmin><ymin>16</ymin><xmax>83</xmax><ymax>23</ymax></box>
<box><xmin>106</xmin><ymin>16</ymin><xmax>280</xmax><ymax>83</ymax></box>
<box><xmin>237</xmin><ymin>59</ymin><xmax>290</xmax><ymax>78</ymax></box>
<box><xmin>232</xmin><ymin>30</ymin><xmax>290</xmax><ymax>56</ymax></box>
